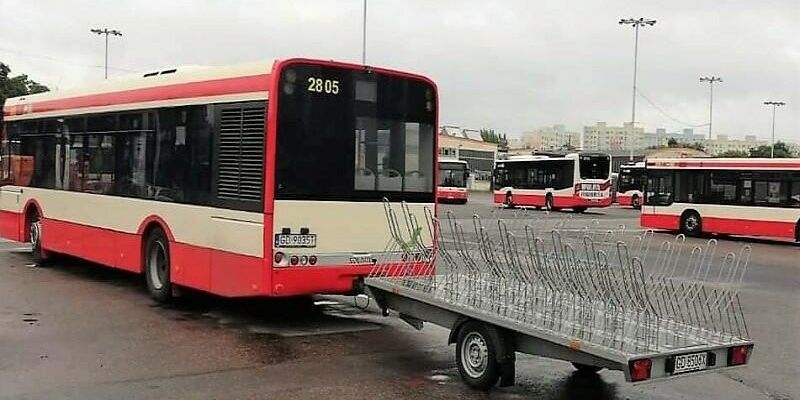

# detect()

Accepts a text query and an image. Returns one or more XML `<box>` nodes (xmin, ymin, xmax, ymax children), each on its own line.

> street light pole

<box><xmin>763</xmin><ymin>101</ymin><xmax>786</xmax><ymax>158</ymax></box>
<box><xmin>362</xmin><ymin>0</ymin><xmax>367</xmax><ymax>65</ymax></box>
<box><xmin>699</xmin><ymin>76</ymin><xmax>722</xmax><ymax>140</ymax></box>
<box><xmin>619</xmin><ymin>17</ymin><xmax>656</xmax><ymax>160</ymax></box>
<box><xmin>90</xmin><ymin>28</ymin><xmax>122</xmax><ymax>79</ymax></box>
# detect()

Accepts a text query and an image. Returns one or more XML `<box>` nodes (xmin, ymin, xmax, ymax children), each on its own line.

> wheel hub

<box><xmin>462</xmin><ymin>332</ymin><xmax>488</xmax><ymax>378</ymax></box>
<box><xmin>148</xmin><ymin>242</ymin><xmax>167</xmax><ymax>290</ymax></box>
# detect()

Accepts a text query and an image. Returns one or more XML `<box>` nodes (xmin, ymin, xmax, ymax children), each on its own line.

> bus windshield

<box><xmin>619</xmin><ymin>167</ymin><xmax>644</xmax><ymax>192</ymax></box>
<box><xmin>579</xmin><ymin>154</ymin><xmax>610</xmax><ymax>180</ymax></box>
<box><xmin>439</xmin><ymin>162</ymin><xmax>467</xmax><ymax>188</ymax></box>
<box><xmin>276</xmin><ymin>63</ymin><xmax>436</xmax><ymax>203</ymax></box>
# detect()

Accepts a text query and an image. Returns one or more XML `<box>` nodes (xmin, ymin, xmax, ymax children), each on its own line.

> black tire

<box><xmin>573</xmin><ymin>207</ymin><xmax>587</xmax><ymax>214</ymax></box>
<box><xmin>545</xmin><ymin>194</ymin><xmax>555</xmax><ymax>212</ymax></box>
<box><xmin>144</xmin><ymin>229</ymin><xmax>172</xmax><ymax>303</ymax></box>
<box><xmin>28</xmin><ymin>214</ymin><xmax>47</xmax><ymax>264</ymax></box>
<box><xmin>632</xmin><ymin>194</ymin><xmax>641</xmax><ymax>210</ymax></box>
<box><xmin>456</xmin><ymin>322</ymin><xmax>502</xmax><ymax>390</ymax></box>
<box><xmin>504</xmin><ymin>192</ymin><xmax>515</xmax><ymax>209</ymax></box>
<box><xmin>571</xmin><ymin>362</ymin><xmax>602</xmax><ymax>373</ymax></box>
<box><xmin>680</xmin><ymin>211</ymin><xmax>702</xmax><ymax>236</ymax></box>
<box><xmin>795</xmin><ymin>221</ymin><xmax>800</xmax><ymax>242</ymax></box>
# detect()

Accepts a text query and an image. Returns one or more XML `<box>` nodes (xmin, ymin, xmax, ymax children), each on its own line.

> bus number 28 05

<box><xmin>307</xmin><ymin>77</ymin><xmax>340</xmax><ymax>94</ymax></box>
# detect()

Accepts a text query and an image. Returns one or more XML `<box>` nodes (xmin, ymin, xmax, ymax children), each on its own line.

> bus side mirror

<box><xmin>464</xmin><ymin>171</ymin><xmax>470</xmax><ymax>180</ymax></box>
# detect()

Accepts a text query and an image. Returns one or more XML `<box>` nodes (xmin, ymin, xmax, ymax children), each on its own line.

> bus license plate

<box><xmin>274</xmin><ymin>234</ymin><xmax>317</xmax><ymax>248</ymax></box>
<box><xmin>581</xmin><ymin>191</ymin><xmax>604</xmax><ymax>199</ymax></box>
<box><xmin>671</xmin><ymin>352</ymin><xmax>707</xmax><ymax>374</ymax></box>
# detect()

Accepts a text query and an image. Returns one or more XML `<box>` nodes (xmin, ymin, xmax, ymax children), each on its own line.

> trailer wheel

<box><xmin>456</xmin><ymin>321</ymin><xmax>502</xmax><ymax>390</ymax></box>
<box><xmin>571</xmin><ymin>362</ymin><xmax>602</xmax><ymax>373</ymax></box>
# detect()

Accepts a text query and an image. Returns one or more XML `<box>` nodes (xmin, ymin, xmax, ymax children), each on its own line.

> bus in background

<box><xmin>437</xmin><ymin>159</ymin><xmax>469</xmax><ymax>204</ymax></box>
<box><xmin>492</xmin><ymin>152</ymin><xmax>612</xmax><ymax>212</ymax></box>
<box><xmin>642</xmin><ymin>158</ymin><xmax>800</xmax><ymax>241</ymax></box>
<box><xmin>617</xmin><ymin>161</ymin><xmax>645</xmax><ymax>209</ymax></box>
<box><xmin>0</xmin><ymin>58</ymin><xmax>438</xmax><ymax>302</ymax></box>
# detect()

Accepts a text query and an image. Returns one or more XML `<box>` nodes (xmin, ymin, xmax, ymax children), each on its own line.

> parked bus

<box><xmin>617</xmin><ymin>161</ymin><xmax>645</xmax><ymax>209</ymax></box>
<box><xmin>641</xmin><ymin>158</ymin><xmax>800</xmax><ymax>241</ymax></box>
<box><xmin>437</xmin><ymin>159</ymin><xmax>468</xmax><ymax>204</ymax></box>
<box><xmin>0</xmin><ymin>58</ymin><xmax>438</xmax><ymax>301</ymax></box>
<box><xmin>492</xmin><ymin>152</ymin><xmax>612</xmax><ymax>212</ymax></box>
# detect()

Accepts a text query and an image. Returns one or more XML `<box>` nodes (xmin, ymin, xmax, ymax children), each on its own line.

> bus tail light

<box><xmin>629</xmin><ymin>358</ymin><xmax>652</xmax><ymax>382</ymax></box>
<box><xmin>309</xmin><ymin>255</ymin><xmax>318</xmax><ymax>265</ymax></box>
<box><xmin>289</xmin><ymin>255</ymin><xmax>300</xmax><ymax>266</ymax></box>
<box><xmin>728</xmin><ymin>345</ymin><xmax>753</xmax><ymax>366</ymax></box>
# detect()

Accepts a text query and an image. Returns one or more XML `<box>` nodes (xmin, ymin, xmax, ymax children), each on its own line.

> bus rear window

<box><xmin>579</xmin><ymin>155</ymin><xmax>610</xmax><ymax>180</ymax></box>
<box><xmin>275</xmin><ymin>63</ymin><xmax>436</xmax><ymax>203</ymax></box>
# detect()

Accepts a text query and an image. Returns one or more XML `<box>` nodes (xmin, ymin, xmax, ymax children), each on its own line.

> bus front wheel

<box><xmin>545</xmin><ymin>194</ymin><xmax>555</xmax><ymax>212</ymax></box>
<box><xmin>632</xmin><ymin>194</ymin><xmax>641</xmax><ymax>209</ymax></box>
<box><xmin>504</xmin><ymin>192</ymin><xmax>515</xmax><ymax>209</ymax></box>
<box><xmin>680</xmin><ymin>211</ymin><xmax>702</xmax><ymax>237</ymax></box>
<box><xmin>144</xmin><ymin>229</ymin><xmax>173</xmax><ymax>303</ymax></box>
<box><xmin>27</xmin><ymin>213</ymin><xmax>47</xmax><ymax>263</ymax></box>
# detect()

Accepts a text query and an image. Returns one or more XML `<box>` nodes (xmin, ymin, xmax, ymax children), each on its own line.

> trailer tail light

<box><xmin>629</xmin><ymin>358</ymin><xmax>652</xmax><ymax>382</ymax></box>
<box><xmin>728</xmin><ymin>345</ymin><xmax>753</xmax><ymax>366</ymax></box>
<box><xmin>299</xmin><ymin>255</ymin><xmax>308</xmax><ymax>265</ymax></box>
<box><xmin>289</xmin><ymin>255</ymin><xmax>299</xmax><ymax>266</ymax></box>
<box><xmin>309</xmin><ymin>255</ymin><xmax>318</xmax><ymax>265</ymax></box>
<box><xmin>274</xmin><ymin>252</ymin><xmax>285</xmax><ymax>265</ymax></box>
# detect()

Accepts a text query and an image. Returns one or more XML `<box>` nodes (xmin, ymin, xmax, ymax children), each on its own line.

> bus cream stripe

<box><xmin>4</xmin><ymin>92</ymin><xmax>268</xmax><ymax>121</ymax></box>
<box><xmin>0</xmin><ymin>187</ymin><xmax>263</xmax><ymax>258</ymax></box>
<box><xmin>651</xmin><ymin>203</ymin><xmax>800</xmax><ymax>223</ymax></box>
<box><xmin>272</xmin><ymin>200</ymin><xmax>433</xmax><ymax>254</ymax></box>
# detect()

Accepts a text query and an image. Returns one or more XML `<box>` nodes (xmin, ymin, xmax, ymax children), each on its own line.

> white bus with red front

<box><xmin>437</xmin><ymin>159</ymin><xmax>469</xmax><ymax>204</ymax></box>
<box><xmin>0</xmin><ymin>58</ymin><xmax>438</xmax><ymax>301</ymax></box>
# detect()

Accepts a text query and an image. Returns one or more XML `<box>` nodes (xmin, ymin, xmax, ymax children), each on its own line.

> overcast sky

<box><xmin>1</xmin><ymin>0</ymin><xmax>798</xmax><ymax>141</ymax></box>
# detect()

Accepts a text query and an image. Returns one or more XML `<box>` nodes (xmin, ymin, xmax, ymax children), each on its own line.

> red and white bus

<box><xmin>492</xmin><ymin>152</ymin><xmax>612</xmax><ymax>212</ymax></box>
<box><xmin>616</xmin><ymin>161</ymin><xmax>645</xmax><ymax>209</ymax></box>
<box><xmin>437</xmin><ymin>159</ymin><xmax>468</xmax><ymax>204</ymax></box>
<box><xmin>641</xmin><ymin>158</ymin><xmax>800</xmax><ymax>241</ymax></box>
<box><xmin>0</xmin><ymin>58</ymin><xmax>438</xmax><ymax>301</ymax></box>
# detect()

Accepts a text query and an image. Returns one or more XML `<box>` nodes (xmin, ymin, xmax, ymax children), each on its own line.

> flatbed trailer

<box><xmin>364</xmin><ymin>202</ymin><xmax>754</xmax><ymax>389</ymax></box>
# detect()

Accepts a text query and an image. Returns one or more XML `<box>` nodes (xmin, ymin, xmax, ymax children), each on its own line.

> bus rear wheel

<box><xmin>144</xmin><ymin>229</ymin><xmax>173</xmax><ymax>303</ymax></box>
<box><xmin>680</xmin><ymin>211</ymin><xmax>702</xmax><ymax>237</ymax></box>
<box><xmin>545</xmin><ymin>194</ymin><xmax>555</xmax><ymax>212</ymax></box>
<box><xmin>28</xmin><ymin>214</ymin><xmax>47</xmax><ymax>263</ymax></box>
<box><xmin>504</xmin><ymin>192</ymin><xmax>515</xmax><ymax>209</ymax></box>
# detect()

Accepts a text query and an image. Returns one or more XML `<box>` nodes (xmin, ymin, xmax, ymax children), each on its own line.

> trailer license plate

<box><xmin>672</xmin><ymin>352</ymin><xmax>707</xmax><ymax>374</ymax></box>
<box><xmin>274</xmin><ymin>234</ymin><xmax>317</xmax><ymax>248</ymax></box>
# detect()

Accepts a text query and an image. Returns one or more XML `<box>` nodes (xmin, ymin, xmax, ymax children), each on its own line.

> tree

<box><xmin>716</xmin><ymin>150</ymin><xmax>749</xmax><ymax>158</ymax></box>
<box><xmin>748</xmin><ymin>141</ymin><xmax>792</xmax><ymax>158</ymax></box>
<box><xmin>666</xmin><ymin>137</ymin><xmax>678</xmax><ymax>147</ymax></box>
<box><xmin>0</xmin><ymin>62</ymin><xmax>49</xmax><ymax>123</ymax></box>
<box><xmin>480</xmin><ymin>128</ymin><xmax>499</xmax><ymax>144</ymax></box>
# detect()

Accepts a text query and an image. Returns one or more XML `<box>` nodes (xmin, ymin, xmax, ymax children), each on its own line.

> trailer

<box><xmin>364</xmin><ymin>202</ymin><xmax>754</xmax><ymax>389</ymax></box>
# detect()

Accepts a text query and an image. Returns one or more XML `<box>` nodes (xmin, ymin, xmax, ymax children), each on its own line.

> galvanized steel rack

<box><xmin>364</xmin><ymin>201</ymin><xmax>754</xmax><ymax>389</ymax></box>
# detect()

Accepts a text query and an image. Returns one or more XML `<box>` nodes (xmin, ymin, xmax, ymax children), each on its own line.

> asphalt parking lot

<box><xmin>1</xmin><ymin>191</ymin><xmax>798</xmax><ymax>399</ymax></box>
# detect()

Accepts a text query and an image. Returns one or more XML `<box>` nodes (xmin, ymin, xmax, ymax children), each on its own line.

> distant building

<box><xmin>519</xmin><ymin>124</ymin><xmax>580</xmax><ymax>151</ymax></box>
<box><xmin>582</xmin><ymin>122</ymin><xmax>644</xmax><ymax>152</ymax></box>
<box><xmin>438</xmin><ymin>126</ymin><xmax>498</xmax><ymax>180</ymax></box>
<box><xmin>704</xmin><ymin>134</ymin><xmax>767</xmax><ymax>155</ymax></box>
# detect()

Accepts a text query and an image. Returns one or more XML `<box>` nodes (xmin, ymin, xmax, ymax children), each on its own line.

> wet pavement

<box><xmin>0</xmin><ymin>192</ymin><xmax>798</xmax><ymax>399</ymax></box>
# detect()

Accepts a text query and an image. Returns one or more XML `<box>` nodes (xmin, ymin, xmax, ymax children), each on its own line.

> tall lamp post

<box><xmin>699</xmin><ymin>76</ymin><xmax>722</xmax><ymax>140</ymax></box>
<box><xmin>90</xmin><ymin>28</ymin><xmax>123</xmax><ymax>79</ymax></box>
<box><xmin>362</xmin><ymin>0</ymin><xmax>367</xmax><ymax>64</ymax></box>
<box><xmin>619</xmin><ymin>17</ymin><xmax>656</xmax><ymax>160</ymax></box>
<box><xmin>763</xmin><ymin>101</ymin><xmax>785</xmax><ymax>158</ymax></box>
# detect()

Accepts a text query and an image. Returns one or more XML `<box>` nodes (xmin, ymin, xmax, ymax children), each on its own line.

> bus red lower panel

<box><xmin>493</xmin><ymin>192</ymin><xmax>544</xmax><ymax>206</ymax></box>
<box><xmin>617</xmin><ymin>194</ymin><xmax>633</xmax><ymax>206</ymax></box>
<box><xmin>209</xmin><ymin>249</ymin><xmax>265</xmax><ymax>297</ymax></box>
<box><xmin>0</xmin><ymin>210</ymin><xmax>21</xmax><ymax>242</ymax></box>
<box><xmin>437</xmin><ymin>188</ymin><xmax>468</xmax><ymax>203</ymax></box>
<box><xmin>272</xmin><ymin>262</ymin><xmax>431</xmax><ymax>297</ymax></box>
<box><xmin>640</xmin><ymin>214</ymin><xmax>680</xmax><ymax>231</ymax></box>
<box><xmin>702</xmin><ymin>217</ymin><xmax>796</xmax><ymax>239</ymax></box>
<box><xmin>493</xmin><ymin>192</ymin><xmax>611</xmax><ymax>209</ymax></box>
<box><xmin>42</xmin><ymin>218</ymin><xmax>142</xmax><ymax>272</ymax></box>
